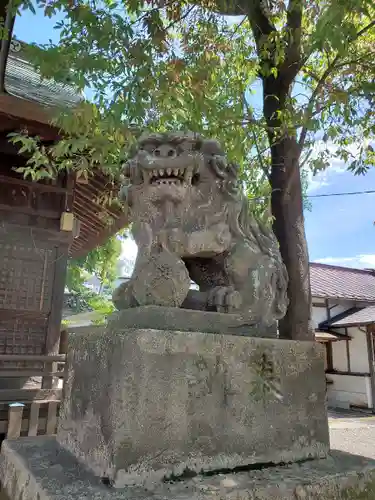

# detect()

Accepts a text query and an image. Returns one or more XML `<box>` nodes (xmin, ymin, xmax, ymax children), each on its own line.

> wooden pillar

<box><xmin>59</xmin><ymin>329</ymin><xmax>68</xmax><ymax>355</ymax></box>
<box><xmin>366</xmin><ymin>325</ymin><xmax>375</xmax><ymax>413</ymax></box>
<box><xmin>42</xmin><ymin>245</ymin><xmax>68</xmax><ymax>389</ymax></box>
<box><xmin>345</xmin><ymin>327</ymin><xmax>351</xmax><ymax>373</ymax></box>
<box><xmin>44</xmin><ymin>246</ymin><xmax>69</xmax><ymax>356</ymax></box>
<box><xmin>326</xmin><ymin>342</ymin><xmax>333</xmax><ymax>371</ymax></box>
<box><xmin>42</xmin><ymin>173</ymin><xmax>74</xmax><ymax>388</ymax></box>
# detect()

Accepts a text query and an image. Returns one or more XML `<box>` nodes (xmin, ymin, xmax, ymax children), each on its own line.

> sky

<box><xmin>13</xmin><ymin>8</ymin><xmax>375</xmax><ymax>272</ymax></box>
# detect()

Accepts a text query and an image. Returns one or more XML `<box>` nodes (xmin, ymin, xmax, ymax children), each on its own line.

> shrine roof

<box><xmin>0</xmin><ymin>38</ymin><xmax>126</xmax><ymax>257</ymax></box>
<box><xmin>5</xmin><ymin>39</ymin><xmax>82</xmax><ymax>109</ymax></box>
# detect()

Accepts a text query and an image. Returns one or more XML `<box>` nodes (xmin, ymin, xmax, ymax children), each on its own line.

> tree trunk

<box><xmin>270</xmin><ymin>136</ymin><xmax>314</xmax><ymax>340</ymax></box>
<box><xmin>209</xmin><ymin>0</ymin><xmax>312</xmax><ymax>340</ymax></box>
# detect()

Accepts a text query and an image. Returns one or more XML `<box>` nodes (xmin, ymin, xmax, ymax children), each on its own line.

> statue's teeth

<box><xmin>152</xmin><ymin>169</ymin><xmax>158</xmax><ymax>177</ymax></box>
<box><xmin>159</xmin><ymin>169</ymin><xmax>164</xmax><ymax>176</ymax></box>
<box><xmin>173</xmin><ymin>168</ymin><xmax>179</xmax><ymax>175</ymax></box>
<box><xmin>167</xmin><ymin>168</ymin><xmax>172</xmax><ymax>175</ymax></box>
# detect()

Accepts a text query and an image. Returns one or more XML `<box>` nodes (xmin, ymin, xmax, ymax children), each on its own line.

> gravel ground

<box><xmin>329</xmin><ymin>415</ymin><xmax>375</xmax><ymax>459</ymax></box>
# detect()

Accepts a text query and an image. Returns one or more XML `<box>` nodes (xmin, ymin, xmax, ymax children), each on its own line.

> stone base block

<box><xmin>107</xmin><ymin>306</ymin><xmax>277</xmax><ymax>337</ymax></box>
<box><xmin>57</xmin><ymin>326</ymin><xmax>329</xmax><ymax>487</ymax></box>
<box><xmin>2</xmin><ymin>438</ymin><xmax>375</xmax><ymax>500</ymax></box>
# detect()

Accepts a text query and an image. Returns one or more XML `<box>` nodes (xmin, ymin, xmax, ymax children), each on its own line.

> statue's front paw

<box><xmin>158</xmin><ymin>228</ymin><xmax>185</xmax><ymax>254</ymax></box>
<box><xmin>207</xmin><ymin>286</ymin><xmax>242</xmax><ymax>313</ymax></box>
<box><xmin>112</xmin><ymin>281</ymin><xmax>138</xmax><ymax>310</ymax></box>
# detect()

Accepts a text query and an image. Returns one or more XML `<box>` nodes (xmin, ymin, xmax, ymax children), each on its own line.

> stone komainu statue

<box><xmin>113</xmin><ymin>132</ymin><xmax>288</xmax><ymax>326</ymax></box>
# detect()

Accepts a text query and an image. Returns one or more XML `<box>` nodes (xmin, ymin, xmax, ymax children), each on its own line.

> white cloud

<box><xmin>306</xmin><ymin>164</ymin><xmax>346</xmax><ymax>194</ymax></box>
<box><xmin>306</xmin><ymin>172</ymin><xmax>330</xmax><ymax>193</ymax></box>
<box><xmin>314</xmin><ymin>254</ymin><xmax>375</xmax><ymax>269</ymax></box>
<box><xmin>305</xmin><ymin>140</ymin><xmax>358</xmax><ymax>194</ymax></box>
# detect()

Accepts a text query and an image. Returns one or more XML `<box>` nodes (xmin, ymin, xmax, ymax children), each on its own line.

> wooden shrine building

<box><xmin>0</xmin><ymin>36</ymin><xmax>126</xmax><ymax>364</ymax></box>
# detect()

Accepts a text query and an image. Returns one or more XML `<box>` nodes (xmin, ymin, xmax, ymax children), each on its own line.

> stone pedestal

<box><xmin>2</xmin><ymin>438</ymin><xmax>375</xmax><ymax>500</ymax></box>
<box><xmin>55</xmin><ymin>320</ymin><xmax>329</xmax><ymax>487</ymax></box>
<box><xmin>107</xmin><ymin>307</ymin><xmax>278</xmax><ymax>337</ymax></box>
<box><xmin>1</xmin><ymin>315</ymin><xmax>375</xmax><ymax>499</ymax></box>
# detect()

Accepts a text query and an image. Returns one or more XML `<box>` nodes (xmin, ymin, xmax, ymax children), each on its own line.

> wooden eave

<box><xmin>0</xmin><ymin>92</ymin><xmax>53</xmax><ymax>127</ymax></box>
<box><xmin>0</xmin><ymin>16</ymin><xmax>128</xmax><ymax>257</ymax></box>
<box><xmin>0</xmin><ymin>98</ymin><xmax>128</xmax><ymax>258</ymax></box>
<box><xmin>70</xmin><ymin>173</ymin><xmax>129</xmax><ymax>258</ymax></box>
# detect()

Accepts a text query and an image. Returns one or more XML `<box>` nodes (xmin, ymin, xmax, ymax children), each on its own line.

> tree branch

<box><xmin>298</xmin><ymin>19</ymin><xmax>375</xmax><ymax>150</ymax></box>
<box><xmin>228</xmin><ymin>14</ymin><xmax>247</xmax><ymax>41</ymax></box>
<box><xmin>244</xmin><ymin>95</ymin><xmax>271</xmax><ymax>180</ymax></box>
<box><xmin>250</xmin><ymin>125</ymin><xmax>271</xmax><ymax>181</ymax></box>
<box><xmin>304</xmin><ymin>55</ymin><xmax>372</xmax><ymax>83</ymax></box>
<box><xmin>355</xmin><ymin>19</ymin><xmax>375</xmax><ymax>39</ymax></box>
<box><xmin>279</xmin><ymin>0</ymin><xmax>303</xmax><ymax>82</ymax></box>
<box><xmin>298</xmin><ymin>61</ymin><xmax>337</xmax><ymax>150</ymax></box>
<box><xmin>193</xmin><ymin>0</ymin><xmax>247</xmax><ymax>16</ymax></box>
<box><xmin>299</xmin><ymin>147</ymin><xmax>313</xmax><ymax>169</ymax></box>
<box><xmin>246</xmin><ymin>0</ymin><xmax>276</xmax><ymax>51</ymax></box>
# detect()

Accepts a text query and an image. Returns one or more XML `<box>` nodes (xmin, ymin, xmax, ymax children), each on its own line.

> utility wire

<box><xmin>250</xmin><ymin>189</ymin><xmax>375</xmax><ymax>201</ymax></box>
<box><xmin>307</xmin><ymin>189</ymin><xmax>375</xmax><ymax>198</ymax></box>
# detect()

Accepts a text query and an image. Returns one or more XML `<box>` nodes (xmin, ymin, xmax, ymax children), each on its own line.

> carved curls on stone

<box><xmin>224</xmin><ymin>162</ymin><xmax>241</xmax><ymax>198</ymax></box>
<box><xmin>208</xmin><ymin>155</ymin><xmax>228</xmax><ymax>180</ymax></box>
<box><xmin>227</xmin><ymin>162</ymin><xmax>240</xmax><ymax>179</ymax></box>
<box><xmin>121</xmin><ymin>162</ymin><xmax>131</xmax><ymax>179</ymax></box>
<box><xmin>224</xmin><ymin>180</ymin><xmax>241</xmax><ymax>199</ymax></box>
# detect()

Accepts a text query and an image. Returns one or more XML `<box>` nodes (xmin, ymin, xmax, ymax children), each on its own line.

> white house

<box><xmin>311</xmin><ymin>263</ymin><xmax>375</xmax><ymax>412</ymax></box>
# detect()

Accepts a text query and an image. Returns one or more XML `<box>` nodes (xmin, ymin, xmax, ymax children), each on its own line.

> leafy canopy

<box><xmin>11</xmin><ymin>0</ymin><xmax>375</xmax><ymax>200</ymax></box>
<box><xmin>66</xmin><ymin>234</ymin><xmax>122</xmax><ymax>294</ymax></box>
<box><xmin>64</xmin><ymin>235</ymin><xmax>122</xmax><ymax>322</ymax></box>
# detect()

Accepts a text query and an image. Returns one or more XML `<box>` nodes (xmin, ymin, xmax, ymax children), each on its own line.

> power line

<box><xmin>307</xmin><ymin>189</ymin><xmax>375</xmax><ymax>198</ymax></box>
<box><xmin>251</xmin><ymin>189</ymin><xmax>375</xmax><ymax>201</ymax></box>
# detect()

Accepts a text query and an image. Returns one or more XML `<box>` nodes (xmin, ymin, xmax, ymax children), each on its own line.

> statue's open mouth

<box><xmin>137</xmin><ymin>152</ymin><xmax>202</xmax><ymax>188</ymax></box>
<box><xmin>149</xmin><ymin>168</ymin><xmax>187</xmax><ymax>186</ymax></box>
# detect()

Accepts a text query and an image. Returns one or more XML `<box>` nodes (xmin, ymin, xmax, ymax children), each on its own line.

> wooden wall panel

<box><xmin>0</xmin><ymin>164</ymin><xmax>70</xmax><ymax>359</ymax></box>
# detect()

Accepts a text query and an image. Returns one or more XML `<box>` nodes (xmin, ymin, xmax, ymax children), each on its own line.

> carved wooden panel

<box><xmin>0</xmin><ymin>225</ymin><xmax>58</xmax><ymax>355</ymax></box>
<box><xmin>0</xmin><ymin>315</ymin><xmax>47</xmax><ymax>355</ymax></box>
<box><xmin>0</xmin><ymin>236</ymin><xmax>56</xmax><ymax>313</ymax></box>
<box><xmin>0</xmin><ymin>181</ymin><xmax>30</xmax><ymax>208</ymax></box>
<box><xmin>0</xmin><ymin>168</ymin><xmax>71</xmax><ymax>359</ymax></box>
<box><xmin>0</xmin><ymin>160</ymin><xmax>67</xmax><ymax>217</ymax></box>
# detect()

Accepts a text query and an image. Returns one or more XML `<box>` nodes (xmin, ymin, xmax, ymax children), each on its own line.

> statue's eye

<box><xmin>140</xmin><ymin>143</ymin><xmax>158</xmax><ymax>154</ymax></box>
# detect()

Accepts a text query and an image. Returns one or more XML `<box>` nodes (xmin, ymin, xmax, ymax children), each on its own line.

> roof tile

<box><xmin>329</xmin><ymin>305</ymin><xmax>375</xmax><ymax>327</ymax></box>
<box><xmin>310</xmin><ymin>263</ymin><xmax>375</xmax><ymax>302</ymax></box>
<box><xmin>5</xmin><ymin>40</ymin><xmax>81</xmax><ymax>109</ymax></box>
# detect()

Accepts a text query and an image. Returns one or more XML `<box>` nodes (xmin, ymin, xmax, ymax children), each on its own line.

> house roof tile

<box><xmin>328</xmin><ymin>305</ymin><xmax>375</xmax><ymax>327</ymax></box>
<box><xmin>310</xmin><ymin>263</ymin><xmax>375</xmax><ymax>302</ymax></box>
<box><xmin>5</xmin><ymin>40</ymin><xmax>81</xmax><ymax>109</ymax></box>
